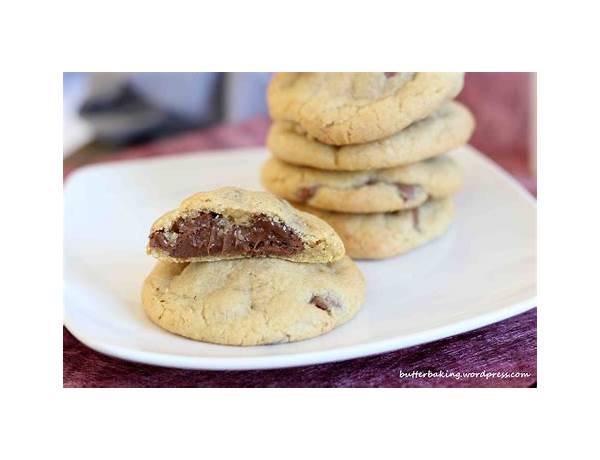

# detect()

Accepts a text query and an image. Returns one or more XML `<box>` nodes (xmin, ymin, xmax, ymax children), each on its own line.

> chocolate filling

<box><xmin>310</xmin><ymin>295</ymin><xmax>341</xmax><ymax>312</ymax></box>
<box><xmin>149</xmin><ymin>212</ymin><xmax>304</xmax><ymax>258</ymax></box>
<box><xmin>384</xmin><ymin>72</ymin><xmax>397</xmax><ymax>78</ymax></box>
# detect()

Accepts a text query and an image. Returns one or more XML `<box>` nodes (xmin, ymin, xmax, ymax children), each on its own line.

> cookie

<box><xmin>268</xmin><ymin>72</ymin><xmax>465</xmax><ymax>145</ymax></box>
<box><xmin>295</xmin><ymin>198</ymin><xmax>454</xmax><ymax>259</ymax></box>
<box><xmin>142</xmin><ymin>256</ymin><xmax>365</xmax><ymax>346</ymax></box>
<box><xmin>267</xmin><ymin>101</ymin><xmax>474</xmax><ymax>171</ymax></box>
<box><xmin>261</xmin><ymin>155</ymin><xmax>462</xmax><ymax>214</ymax></box>
<box><xmin>147</xmin><ymin>187</ymin><xmax>345</xmax><ymax>264</ymax></box>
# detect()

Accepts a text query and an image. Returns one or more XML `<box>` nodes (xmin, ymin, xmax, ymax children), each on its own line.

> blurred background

<box><xmin>63</xmin><ymin>72</ymin><xmax>535</xmax><ymax>188</ymax></box>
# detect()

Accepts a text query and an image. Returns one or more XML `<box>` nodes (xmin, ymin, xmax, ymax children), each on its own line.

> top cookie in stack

<box><xmin>262</xmin><ymin>72</ymin><xmax>475</xmax><ymax>259</ymax></box>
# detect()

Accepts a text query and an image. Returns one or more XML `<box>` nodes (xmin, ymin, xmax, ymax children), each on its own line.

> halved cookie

<box><xmin>268</xmin><ymin>72</ymin><xmax>465</xmax><ymax>145</ymax></box>
<box><xmin>295</xmin><ymin>199</ymin><xmax>454</xmax><ymax>260</ymax></box>
<box><xmin>268</xmin><ymin>101</ymin><xmax>474</xmax><ymax>171</ymax></box>
<box><xmin>261</xmin><ymin>155</ymin><xmax>462</xmax><ymax>214</ymax></box>
<box><xmin>147</xmin><ymin>187</ymin><xmax>344</xmax><ymax>263</ymax></box>
<box><xmin>142</xmin><ymin>256</ymin><xmax>365</xmax><ymax>345</ymax></box>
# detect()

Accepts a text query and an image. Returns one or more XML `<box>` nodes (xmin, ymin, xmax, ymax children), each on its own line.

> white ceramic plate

<box><xmin>64</xmin><ymin>146</ymin><xmax>536</xmax><ymax>370</ymax></box>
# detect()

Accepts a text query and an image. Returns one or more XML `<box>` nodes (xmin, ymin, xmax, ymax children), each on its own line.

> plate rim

<box><xmin>64</xmin><ymin>299</ymin><xmax>536</xmax><ymax>370</ymax></box>
<box><xmin>64</xmin><ymin>145</ymin><xmax>537</xmax><ymax>370</ymax></box>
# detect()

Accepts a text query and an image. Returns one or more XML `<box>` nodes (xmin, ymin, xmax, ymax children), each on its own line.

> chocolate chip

<box><xmin>396</xmin><ymin>184</ymin><xmax>418</xmax><ymax>201</ymax></box>
<box><xmin>384</xmin><ymin>72</ymin><xmax>397</xmax><ymax>78</ymax></box>
<box><xmin>296</xmin><ymin>186</ymin><xmax>317</xmax><ymax>203</ymax></box>
<box><xmin>310</xmin><ymin>295</ymin><xmax>341</xmax><ymax>312</ymax></box>
<box><xmin>364</xmin><ymin>180</ymin><xmax>420</xmax><ymax>202</ymax></box>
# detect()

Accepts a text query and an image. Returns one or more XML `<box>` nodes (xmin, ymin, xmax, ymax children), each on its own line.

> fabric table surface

<box><xmin>64</xmin><ymin>93</ymin><xmax>536</xmax><ymax>387</ymax></box>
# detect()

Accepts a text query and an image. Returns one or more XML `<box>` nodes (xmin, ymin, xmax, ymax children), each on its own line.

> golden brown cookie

<box><xmin>142</xmin><ymin>256</ymin><xmax>365</xmax><ymax>345</ymax></box>
<box><xmin>268</xmin><ymin>72</ymin><xmax>465</xmax><ymax>145</ymax></box>
<box><xmin>147</xmin><ymin>187</ymin><xmax>344</xmax><ymax>264</ymax></box>
<box><xmin>267</xmin><ymin>101</ymin><xmax>474</xmax><ymax>171</ymax></box>
<box><xmin>261</xmin><ymin>155</ymin><xmax>462</xmax><ymax>213</ymax></box>
<box><xmin>295</xmin><ymin>198</ymin><xmax>454</xmax><ymax>259</ymax></box>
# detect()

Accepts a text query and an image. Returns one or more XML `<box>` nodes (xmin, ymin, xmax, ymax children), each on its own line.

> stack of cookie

<box><xmin>142</xmin><ymin>187</ymin><xmax>365</xmax><ymax>346</ymax></box>
<box><xmin>262</xmin><ymin>73</ymin><xmax>475</xmax><ymax>259</ymax></box>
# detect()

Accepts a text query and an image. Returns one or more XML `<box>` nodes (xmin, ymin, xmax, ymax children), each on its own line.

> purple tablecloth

<box><xmin>64</xmin><ymin>309</ymin><xmax>536</xmax><ymax>387</ymax></box>
<box><xmin>64</xmin><ymin>74</ymin><xmax>536</xmax><ymax>387</ymax></box>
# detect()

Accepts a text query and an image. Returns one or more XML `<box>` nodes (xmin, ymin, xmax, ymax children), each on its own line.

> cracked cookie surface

<box><xmin>295</xmin><ymin>198</ymin><xmax>454</xmax><ymax>259</ymax></box>
<box><xmin>261</xmin><ymin>155</ymin><xmax>462</xmax><ymax>213</ymax></box>
<box><xmin>267</xmin><ymin>101</ymin><xmax>474</xmax><ymax>170</ymax></box>
<box><xmin>268</xmin><ymin>72</ymin><xmax>465</xmax><ymax>145</ymax></box>
<box><xmin>147</xmin><ymin>187</ymin><xmax>344</xmax><ymax>264</ymax></box>
<box><xmin>142</xmin><ymin>256</ymin><xmax>365</xmax><ymax>345</ymax></box>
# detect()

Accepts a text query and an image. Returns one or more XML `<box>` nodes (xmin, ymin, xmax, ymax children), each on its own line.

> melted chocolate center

<box><xmin>149</xmin><ymin>212</ymin><xmax>304</xmax><ymax>258</ymax></box>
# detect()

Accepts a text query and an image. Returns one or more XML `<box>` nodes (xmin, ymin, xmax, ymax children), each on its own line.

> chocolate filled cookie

<box><xmin>268</xmin><ymin>72</ymin><xmax>465</xmax><ymax>145</ymax></box>
<box><xmin>261</xmin><ymin>155</ymin><xmax>462</xmax><ymax>214</ymax></box>
<box><xmin>267</xmin><ymin>101</ymin><xmax>474</xmax><ymax>171</ymax></box>
<box><xmin>295</xmin><ymin>198</ymin><xmax>454</xmax><ymax>260</ymax></box>
<box><xmin>142</xmin><ymin>256</ymin><xmax>365</xmax><ymax>345</ymax></box>
<box><xmin>147</xmin><ymin>187</ymin><xmax>344</xmax><ymax>264</ymax></box>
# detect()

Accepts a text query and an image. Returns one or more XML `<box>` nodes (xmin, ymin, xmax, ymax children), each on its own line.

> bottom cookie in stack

<box><xmin>294</xmin><ymin>199</ymin><xmax>453</xmax><ymax>260</ymax></box>
<box><xmin>142</xmin><ymin>255</ymin><xmax>364</xmax><ymax>346</ymax></box>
